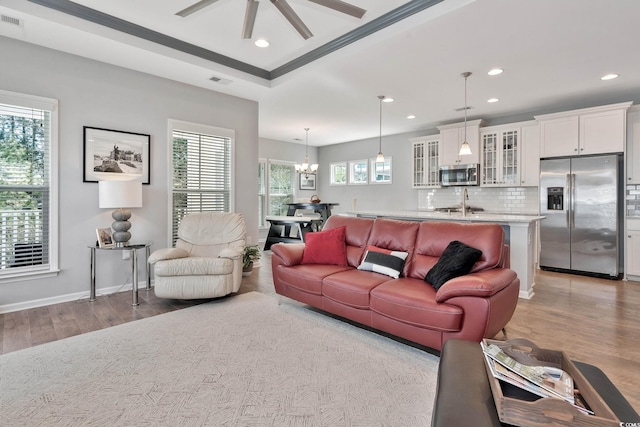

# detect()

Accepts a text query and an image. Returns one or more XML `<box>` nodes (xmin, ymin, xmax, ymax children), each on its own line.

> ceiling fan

<box><xmin>175</xmin><ymin>0</ymin><xmax>367</xmax><ymax>40</ymax></box>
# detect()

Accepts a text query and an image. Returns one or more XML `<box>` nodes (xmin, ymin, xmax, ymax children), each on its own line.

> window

<box><xmin>348</xmin><ymin>160</ymin><xmax>368</xmax><ymax>185</ymax></box>
<box><xmin>169</xmin><ymin>120</ymin><xmax>234</xmax><ymax>245</ymax></box>
<box><xmin>268</xmin><ymin>161</ymin><xmax>295</xmax><ymax>217</ymax></box>
<box><xmin>370</xmin><ymin>157</ymin><xmax>392</xmax><ymax>184</ymax></box>
<box><xmin>330</xmin><ymin>162</ymin><xmax>347</xmax><ymax>185</ymax></box>
<box><xmin>257</xmin><ymin>159</ymin><xmax>295</xmax><ymax>227</ymax></box>
<box><xmin>0</xmin><ymin>90</ymin><xmax>58</xmax><ymax>281</ymax></box>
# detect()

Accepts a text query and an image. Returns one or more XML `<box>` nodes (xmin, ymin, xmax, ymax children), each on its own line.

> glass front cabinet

<box><xmin>480</xmin><ymin>127</ymin><xmax>520</xmax><ymax>187</ymax></box>
<box><xmin>411</xmin><ymin>137</ymin><xmax>440</xmax><ymax>188</ymax></box>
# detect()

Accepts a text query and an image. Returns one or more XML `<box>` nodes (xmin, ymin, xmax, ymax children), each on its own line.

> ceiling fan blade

<box><xmin>242</xmin><ymin>0</ymin><xmax>260</xmax><ymax>39</ymax></box>
<box><xmin>271</xmin><ymin>0</ymin><xmax>313</xmax><ymax>39</ymax></box>
<box><xmin>175</xmin><ymin>0</ymin><xmax>221</xmax><ymax>17</ymax></box>
<box><xmin>308</xmin><ymin>0</ymin><xmax>366</xmax><ymax>19</ymax></box>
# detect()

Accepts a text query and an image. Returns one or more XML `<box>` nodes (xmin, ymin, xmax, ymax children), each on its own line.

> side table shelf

<box><xmin>89</xmin><ymin>243</ymin><xmax>151</xmax><ymax>306</ymax></box>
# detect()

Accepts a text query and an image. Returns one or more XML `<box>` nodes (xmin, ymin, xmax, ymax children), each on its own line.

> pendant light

<box><xmin>294</xmin><ymin>128</ymin><xmax>318</xmax><ymax>177</ymax></box>
<box><xmin>376</xmin><ymin>95</ymin><xmax>385</xmax><ymax>163</ymax></box>
<box><xmin>459</xmin><ymin>72</ymin><xmax>472</xmax><ymax>156</ymax></box>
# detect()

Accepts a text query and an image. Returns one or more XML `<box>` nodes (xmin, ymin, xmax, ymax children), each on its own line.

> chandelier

<box><xmin>295</xmin><ymin>128</ymin><xmax>318</xmax><ymax>177</ymax></box>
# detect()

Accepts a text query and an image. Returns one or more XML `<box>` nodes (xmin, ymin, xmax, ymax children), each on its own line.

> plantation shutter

<box><xmin>171</xmin><ymin>129</ymin><xmax>232</xmax><ymax>244</ymax></box>
<box><xmin>0</xmin><ymin>102</ymin><xmax>51</xmax><ymax>273</ymax></box>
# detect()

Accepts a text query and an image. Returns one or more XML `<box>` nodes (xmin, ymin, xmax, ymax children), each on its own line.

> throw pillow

<box><xmin>301</xmin><ymin>226</ymin><xmax>348</xmax><ymax>266</ymax></box>
<box><xmin>357</xmin><ymin>245</ymin><xmax>409</xmax><ymax>279</ymax></box>
<box><xmin>424</xmin><ymin>240</ymin><xmax>482</xmax><ymax>290</ymax></box>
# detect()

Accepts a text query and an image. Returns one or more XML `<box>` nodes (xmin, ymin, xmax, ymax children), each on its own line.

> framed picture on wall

<box><xmin>83</xmin><ymin>126</ymin><xmax>150</xmax><ymax>184</ymax></box>
<box><xmin>299</xmin><ymin>173</ymin><xmax>316</xmax><ymax>190</ymax></box>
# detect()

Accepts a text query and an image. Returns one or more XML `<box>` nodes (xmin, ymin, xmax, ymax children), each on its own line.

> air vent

<box><xmin>454</xmin><ymin>106</ymin><xmax>473</xmax><ymax>112</ymax></box>
<box><xmin>1</xmin><ymin>14</ymin><xmax>23</xmax><ymax>27</ymax></box>
<box><xmin>209</xmin><ymin>76</ymin><xmax>232</xmax><ymax>85</ymax></box>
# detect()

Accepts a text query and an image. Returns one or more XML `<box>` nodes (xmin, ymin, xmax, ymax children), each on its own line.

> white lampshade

<box><xmin>99</xmin><ymin>180</ymin><xmax>143</xmax><ymax>209</ymax></box>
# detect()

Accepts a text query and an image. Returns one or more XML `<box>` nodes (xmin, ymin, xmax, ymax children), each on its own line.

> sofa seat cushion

<box><xmin>370</xmin><ymin>278</ymin><xmax>463</xmax><ymax>332</ymax></box>
<box><xmin>323</xmin><ymin>270</ymin><xmax>393</xmax><ymax>309</ymax></box>
<box><xmin>275</xmin><ymin>264</ymin><xmax>351</xmax><ymax>295</ymax></box>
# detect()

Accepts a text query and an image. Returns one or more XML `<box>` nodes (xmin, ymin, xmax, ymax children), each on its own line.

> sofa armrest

<box><xmin>148</xmin><ymin>247</ymin><xmax>189</xmax><ymax>264</ymax></box>
<box><xmin>435</xmin><ymin>268</ymin><xmax>517</xmax><ymax>303</ymax></box>
<box><xmin>270</xmin><ymin>243</ymin><xmax>305</xmax><ymax>266</ymax></box>
<box><xmin>218</xmin><ymin>247</ymin><xmax>243</xmax><ymax>260</ymax></box>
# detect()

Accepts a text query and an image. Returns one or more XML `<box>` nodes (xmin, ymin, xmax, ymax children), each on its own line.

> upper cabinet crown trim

<box><xmin>534</xmin><ymin>101</ymin><xmax>633</xmax><ymax>121</ymax></box>
<box><xmin>436</xmin><ymin>119</ymin><xmax>485</xmax><ymax>131</ymax></box>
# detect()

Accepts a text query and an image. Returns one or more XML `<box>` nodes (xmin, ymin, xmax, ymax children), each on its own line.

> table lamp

<box><xmin>98</xmin><ymin>180</ymin><xmax>143</xmax><ymax>247</ymax></box>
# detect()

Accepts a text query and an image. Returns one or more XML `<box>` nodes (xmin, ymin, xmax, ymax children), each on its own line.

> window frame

<box><xmin>348</xmin><ymin>159</ymin><xmax>368</xmax><ymax>185</ymax></box>
<box><xmin>370</xmin><ymin>157</ymin><xmax>393</xmax><ymax>184</ymax></box>
<box><xmin>167</xmin><ymin>119</ymin><xmax>235</xmax><ymax>247</ymax></box>
<box><xmin>0</xmin><ymin>89</ymin><xmax>59</xmax><ymax>283</ymax></box>
<box><xmin>329</xmin><ymin>162</ymin><xmax>347</xmax><ymax>186</ymax></box>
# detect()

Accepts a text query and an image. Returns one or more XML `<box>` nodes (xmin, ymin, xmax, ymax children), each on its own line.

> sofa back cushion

<box><xmin>366</xmin><ymin>218</ymin><xmax>420</xmax><ymax>277</ymax></box>
<box><xmin>408</xmin><ymin>222</ymin><xmax>505</xmax><ymax>280</ymax></box>
<box><xmin>323</xmin><ymin>215</ymin><xmax>374</xmax><ymax>268</ymax></box>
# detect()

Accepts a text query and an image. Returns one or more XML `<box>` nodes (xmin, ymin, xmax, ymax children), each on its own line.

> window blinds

<box><xmin>0</xmin><ymin>103</ymin><xmax>51</xmax><ymax>272</ymax></box>
<box><xmin>171</xmin><ymin>129</ymin><xmax>232</xmax><ymax>244</ymax></box>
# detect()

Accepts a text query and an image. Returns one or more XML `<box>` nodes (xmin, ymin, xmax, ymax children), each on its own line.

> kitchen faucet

<box><xmin>462</xmin><ymin>187</ymin><xmax>468</xmax><ymax>217</ymax></box>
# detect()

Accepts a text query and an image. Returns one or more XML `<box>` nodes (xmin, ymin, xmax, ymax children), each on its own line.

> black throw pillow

<box><xmin>425</xmin><ymin>240</ymin><xmax>482</xmax><ymax>290</ymax></box>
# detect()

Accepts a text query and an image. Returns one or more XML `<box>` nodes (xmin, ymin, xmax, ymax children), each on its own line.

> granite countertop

<box><xmin>349</xmin><ymin>210</ymin><xmax>545</xmax><ymax>224</ymax></box>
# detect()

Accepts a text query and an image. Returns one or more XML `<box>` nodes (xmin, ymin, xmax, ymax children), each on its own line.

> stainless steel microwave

<box><xmin>439</xmin><ymin>163</ymin><xmax>480</xmax><ymax>186</ymax></box>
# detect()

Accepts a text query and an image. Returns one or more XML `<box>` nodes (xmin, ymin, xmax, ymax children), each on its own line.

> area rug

<box><xmin>0</xmin><ymin>292</ymin><xmax>439</xmax><ymax>426</ymax></box>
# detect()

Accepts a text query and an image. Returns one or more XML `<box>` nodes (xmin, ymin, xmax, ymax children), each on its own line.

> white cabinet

<box><xmin>536</xmin><ymin>102</ymin><xmax>632</xmax><ymax>158</ymax></box>
<box><xmin>520</xmin><ymin>123</ymin><xmax>540</xmax><ymax>186</ymax></box>
<box><xmin>626</xmin><ymin>108</ymin><xmax>640</xmax><ymax>184</ymax></box>
<box><xmin>411</xmin><ymin>137</ymin><xmax>440</xmax><ymax>188</ymax></box>
<box><xmin>626</xmin><ymin>219</ymin><xmax>640</xmax><ymax>277</ymax></box>
<box><xmin>480</xmin><ymin>127</ymin><xmax>520</xmax><ymax>186</ymax></box>
<box><xmin>539</xmin><ymin>115</ymin><xmax>579</xmax><ymax>157</ymax></box>
<box><xmin>437</xmin><ymin>119</ymin><xmax>483</xmax><ymax>165</ymax></box>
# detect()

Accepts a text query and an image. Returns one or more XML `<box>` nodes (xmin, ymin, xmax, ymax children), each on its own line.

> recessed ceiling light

<box><xmin>488</xmin><ymin>68</ymin><xmax>503</xmax><ymax>76</ymax></box>
<box><xmin>487</xmin><ymin>98</ymin><xmax>499</xmax><ymax>103</ymax></box>
<box><xmin>407</xmin><ymin>115</ymin><xmax>416</xmax><ymax>119</ymax></box>
<box><xmin>382</xmin><ymin>97</ymin><xmax>394</xmax><ymax>103</ymax></box>
<box><xmin>601</xmin><ymin>73</ymin><xmax>618</xmax><ymax>81</ymax></box>
<box><xmin>255</xmin><ymin>39</ymin><xmax>269</xmax><ymax>48</ymax></box>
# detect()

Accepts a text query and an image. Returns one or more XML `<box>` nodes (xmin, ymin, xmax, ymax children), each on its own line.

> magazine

<box><xmin>482</xmin><ymin>341</ymin><xmax>575</xmax><ymax>404</ymax></box>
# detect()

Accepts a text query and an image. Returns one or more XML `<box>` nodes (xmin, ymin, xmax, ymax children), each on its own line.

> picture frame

<box><xmin>299</xmin><ymin>173</ymin><xmax>316</xmax><ymax>190</ymax></box>
<box><xmin>83</xmin><ymin>126</ymin><xmax>150</xmax><ymax>184</ymax></box>
<box><xmin>96</xmin><ymin>227</ymin><xmax>114</xmax><ymax>248</ymax></box>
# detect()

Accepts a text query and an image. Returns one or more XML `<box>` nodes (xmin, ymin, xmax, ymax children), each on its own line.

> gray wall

<box><xmin>316</xmin><ymin>131</ymin><xmax>431</xmax><ymax>214</ymax></box>
<box><xmin>0</xmin><ymin>37</ymin><xmax>258</xmax><ymax>310</ymax></box>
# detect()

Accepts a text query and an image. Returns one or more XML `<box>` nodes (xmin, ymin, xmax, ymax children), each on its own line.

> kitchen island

<box><xmin>350</xmin><ymin>210</ymin><xmax>544</xmax><ymax>299</ymax></box>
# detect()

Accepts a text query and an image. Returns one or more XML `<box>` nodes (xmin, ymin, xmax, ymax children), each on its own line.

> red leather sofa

<box><xmin>270</xmin><ymin>215</ymin><xmax>520</xmax><ymax>351</ymax></box>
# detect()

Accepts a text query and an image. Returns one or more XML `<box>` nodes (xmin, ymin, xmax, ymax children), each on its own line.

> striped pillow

<box><xmin>357</xmin><ymin>245</ymin><xmax>409</xmax><ymax>279</ymax></box>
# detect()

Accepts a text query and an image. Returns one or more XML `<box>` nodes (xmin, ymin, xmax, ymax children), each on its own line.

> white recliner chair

<box><xmin>149</xmin><ymin>212</ymin><xmax>246</xmax><ymax>299</ymax></box>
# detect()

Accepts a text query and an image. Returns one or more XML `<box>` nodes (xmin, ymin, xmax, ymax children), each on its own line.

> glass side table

<box><xmin>88</xmin><ymin>243</ymin><xmax>151</xmax><ymax>306</ymax></box>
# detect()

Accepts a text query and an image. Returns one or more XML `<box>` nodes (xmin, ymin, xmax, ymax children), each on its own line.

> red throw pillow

<box><xmin>301</xmin><ymin>226</ymin><xmax>348</xmax><ymax>266</ymax></box>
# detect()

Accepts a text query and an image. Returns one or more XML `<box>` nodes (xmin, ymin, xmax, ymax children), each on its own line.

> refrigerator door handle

<box><xmin>565</xmin><ymin>174</ymin><xmax>571</xmax><ymax>228</ymax></box>
<box><xmin>570</xmin><ymin>173</ymin><xmax>576</xmax><ymax>229</ymax></box>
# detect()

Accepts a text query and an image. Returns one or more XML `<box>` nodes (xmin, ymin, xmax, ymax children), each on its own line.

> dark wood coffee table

<box><xmin>431</xmin><ymin>339</ymin><xmax>639</xmax><ymax>427</ymax></box>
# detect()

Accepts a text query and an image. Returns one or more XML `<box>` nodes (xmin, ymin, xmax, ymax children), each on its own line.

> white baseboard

<box><xmin>0</xmin><ymin>281</ymin><xmax>150</xmax><ymax>314</ymax></box>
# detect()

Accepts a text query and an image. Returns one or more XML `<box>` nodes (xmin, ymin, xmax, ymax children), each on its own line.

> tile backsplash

<box><xmin>417</xmin><ymin>186</ymin><xmax>539</xmax><ymax>214</ymax></box>
<box><xmin>628</xmin><ymin>184</ymin><xmax>640</xmax><ymax>217</ymax></box>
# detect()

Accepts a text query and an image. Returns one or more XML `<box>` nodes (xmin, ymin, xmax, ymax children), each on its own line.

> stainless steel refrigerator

<box><xmin>539</xmin><ymin>154</ymin><xmax>622</xmax><ymax>278</ymax></box>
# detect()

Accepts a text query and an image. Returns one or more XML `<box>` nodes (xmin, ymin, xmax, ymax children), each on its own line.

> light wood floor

<box><xmin>1</xmin><ymin>252</ymin><xmax>639</xmax><ymax>411</ymax></box>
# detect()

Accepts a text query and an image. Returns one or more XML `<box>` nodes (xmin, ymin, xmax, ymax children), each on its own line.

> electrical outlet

<box><xmin>122</xmin><ymin>250</ymin><xmax>131</xmax><ymax>260</ymax></box>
